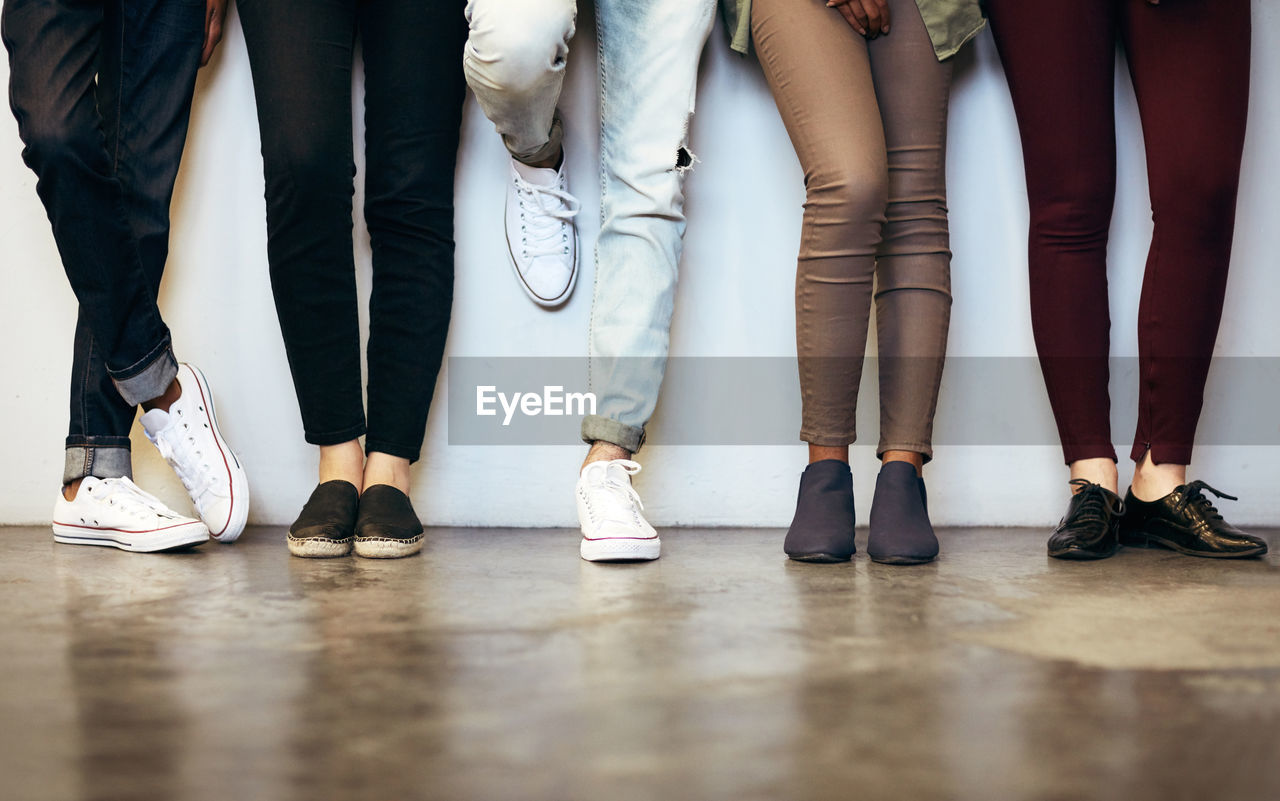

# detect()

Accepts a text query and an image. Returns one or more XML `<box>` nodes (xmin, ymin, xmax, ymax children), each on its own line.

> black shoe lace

<box><xmin>1173</xmin><ymin>480</ymin><xmax>1237</xmax><ymax>522</ymax></box>
<box><xmin>1067</xmin><ymin>479</ymin><xmax>1125</xmax><ymax>525</ymax></box>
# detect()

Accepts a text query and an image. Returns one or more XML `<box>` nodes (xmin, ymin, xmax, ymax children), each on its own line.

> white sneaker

<box><xmin>140</xmin><ymin>363</ymin><xmax>249</xmax><ymax>542</ymax></box>
<box><xmin>576</xmin><ymin>459</ymin><xmax>661</xmax><ymax>562</ymax></box>
<box><xmin>505</xmin><ymin>156</ymin><xmax>579</xmax><ymax>307</ymax></box>
<box><xmin>52</xmin><ymin>476</ymin><xmax>209</xmax><ymax>552</ymax></box>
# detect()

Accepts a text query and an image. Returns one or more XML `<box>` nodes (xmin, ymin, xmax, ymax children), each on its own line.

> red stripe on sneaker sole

<box><xmin>52</xmin><ymin>520</ymin><xmax>205</xmax><ymax>534</ymax></box>
<box><xmin>582</xmin><ymin>536</ymin><xmax>660</xmax><ymax>542</ymax></box>
<box><xmin>186</xmin><ymin>365</ymin><xmax>239</xmax><ymax>538</ymax></box>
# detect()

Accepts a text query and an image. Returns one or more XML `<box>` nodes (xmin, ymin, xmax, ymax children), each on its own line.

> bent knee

<box><xmin>464</xmin><ymin>3</ymin><xmax>575</xmax><ymax>97</ymax></box>
<box><xmin>1029</xmin><ymin>191</ymin><xmax>1112</xmax><ymax>251</ymax></box>
<box><xmin>1153</xmin><ymin>169</ymin><xmax>1241</xmax><ymax>239</ymax></box>
<box><xmin>18</xmin><ymin>117</ymin><xmax>97</xmax><ymax>170</ymax></box>
<box><xmin>806</xmin><ymin>160</ymin><xmax>889</xmax><ymax>225</ymax></box>
<box><xmin>261</xmin><ymin>134</ymin><xmax>354</xmax><ymax>204</ymax></box>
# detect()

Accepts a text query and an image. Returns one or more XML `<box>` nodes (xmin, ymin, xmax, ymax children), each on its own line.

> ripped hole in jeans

<box><xmin>675</xmin><ymin>146</ymin><xmax>697</xmax><ymax>174</ymax></box>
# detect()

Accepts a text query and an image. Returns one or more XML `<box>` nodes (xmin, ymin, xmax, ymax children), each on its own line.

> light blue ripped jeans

<box><xmin>464</xmin><ymin>0</ymin><xmax>717</xmax><ymax>453</ymax></box>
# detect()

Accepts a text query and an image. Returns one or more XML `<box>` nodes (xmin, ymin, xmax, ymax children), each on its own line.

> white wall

<box><xmin>3</xmin><ymin>3</ymin><xmax>1279</xmax><ymax>528</ymax></box>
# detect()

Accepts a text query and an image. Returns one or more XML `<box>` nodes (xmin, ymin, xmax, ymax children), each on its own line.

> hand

<box><xmin>200</xmin><ymin>0</ymin><xmax>227</xmax><ymax>67</ymax></box>
<box><xmin>828</xmin><ymin>0</ymin><xmax>891</xmax><ymax>38</ymax></box>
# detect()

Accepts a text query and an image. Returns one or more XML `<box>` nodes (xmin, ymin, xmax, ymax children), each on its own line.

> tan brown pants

<box><xmin>753</xmin><ymin>0</ymin><xmax>953</xmax><ymax>459</ymax></box>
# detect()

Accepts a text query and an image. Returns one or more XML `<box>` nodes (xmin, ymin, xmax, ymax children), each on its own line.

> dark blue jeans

<box><xmin>3</xmin><ymin>0</ymin><xmax>203</xmax><ymax>484</ymax></box>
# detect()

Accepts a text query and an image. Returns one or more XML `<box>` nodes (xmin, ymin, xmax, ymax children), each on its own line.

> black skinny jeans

<box><xmin>4</xmin><ymin>0</ymin><xmax>202</xmax><ymax>484</ymax></box>
<box><xmin>238</xmin><ymin>0</ymin><xmax>466</xmax><ymax>462</ymax></box>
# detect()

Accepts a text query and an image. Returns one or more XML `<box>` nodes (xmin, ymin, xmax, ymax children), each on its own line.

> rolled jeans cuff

<box><xmin>365</xmin><ymin>438</ymin><xmax>423</xmax><ymax>465</ymax></box>
<box><xmin>303</xmin><ymin>421</ymin><xmax>368</xmax><ymax>448</ymax></box>
<box><xmin>800</xmin><ymin>430</ymin><xmax>857</xmax><ymax>448</ymax></box>
<box><xmin>877</xmin><ymin>440</ymin><xmax>935</xmax><ymax>465</ymax></box>
<box><xmin>511</xmin><ymin>111</ymin><xmax>564</xmax><ymax>166</ymax></box>
<box><xmin>581</xmin><ymin>414</ymin><xmax>645</xmax><ymax>454</ymax></box>
<box><xmin>111</xmin><ymin>344</ymin><xmax>178</xmax><ymax>406</ymax></box>
<box><xmin>63</xmin><ymin>442</ymin><xmax>132</xmax><ymax>485</ymax></box>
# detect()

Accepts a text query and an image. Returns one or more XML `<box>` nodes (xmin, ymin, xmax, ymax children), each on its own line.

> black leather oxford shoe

<box><xmin>1047</xmin><ymin>479</ymin><xmax>1124</xmax><ymax>560</ymax></box>
<box><xmin>1120</xmin><ymin>481</ymin><xmax>1268</xmax><ymax>559</ymax></box>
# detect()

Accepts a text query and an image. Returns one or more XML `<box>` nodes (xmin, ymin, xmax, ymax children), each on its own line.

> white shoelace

<box><xmin>582</xmin><ymin>460</ymin><xmax>645</xmax><ymax>528</ymax></box>
<box><xmin>154</xmin><ymin>407</ymin><xmax>226</xmax><ymax>508</ymax></box>
<box><xmin>515</xmin><ymin>175</ymin><xmax>580</xmax><ymax>261</ymax></box>
<box><xmin>84</xmin><ymin>477</ymin><xmax>182</xmax><ymax>523</ymax></box>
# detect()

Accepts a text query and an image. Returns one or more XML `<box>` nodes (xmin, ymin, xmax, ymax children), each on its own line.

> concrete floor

<box><xmin>1</xmin><ymin>526</ymin><xmax>1278</xmax><ymax>801</ymax></box>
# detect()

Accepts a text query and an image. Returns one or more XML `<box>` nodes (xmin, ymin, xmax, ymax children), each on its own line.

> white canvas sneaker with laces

<box><xmin>505</xmin><ymin>156</ymin><xmax>580</xmax><ymax>307</ymax></box>
<box><xmin>576</xmin><ymin>459</ymin><xmax>661</xmax><ymax>562</ymax></box>
<box><xmin>52</xmin><ymin>476</ymin><xmax>209</xmax><ymax>552</ymax></box>
<box><xmin>140</xmin><ymin>363</ymin><xmax>249</xmax><ymax>542</ymax></box>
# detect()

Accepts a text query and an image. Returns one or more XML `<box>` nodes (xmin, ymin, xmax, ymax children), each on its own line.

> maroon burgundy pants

<box><xmin>986</xmin><ymin>0</ymin><xmax>1251</xmax><ymax>465</ymax></box>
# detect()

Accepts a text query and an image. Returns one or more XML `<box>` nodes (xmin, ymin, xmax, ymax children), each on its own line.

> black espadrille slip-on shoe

<box><xmin>354</xmin><ymin>484</ymin><xmax>425</xmax><ymax>559</ymax></box>
<box><xmin>287</xmin><ymin>480</ymin><xmax>359</xmax><ymax>558</ymax></box>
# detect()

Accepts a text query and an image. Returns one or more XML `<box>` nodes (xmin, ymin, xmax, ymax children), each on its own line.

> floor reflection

<box><xmin>54</xmin><ymin>546</ymin><xmax>199</xmax><ymax>801</ymax></box>
<box><xmin>282</xmin><ymin>554</ymin><xmax>446</xmax><ymax>801</ymax></box>
<box><xmin>2</xmin><ymin>526</ymin><xmax>1274</xmax><ymax>801</ymax></box>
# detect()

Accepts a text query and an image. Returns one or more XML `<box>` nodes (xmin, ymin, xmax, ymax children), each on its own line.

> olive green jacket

<box><xmin>723</xmin><ymin>0</ymin><xmax>985</xmax><ymax>61</ymax></box>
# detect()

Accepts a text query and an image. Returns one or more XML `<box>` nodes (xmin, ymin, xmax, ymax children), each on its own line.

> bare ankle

<box><xmin>140</xmin><ymin>378</ymin><xmax>181</xmax><ymax>413</ymax></box>
<box><xmin>582</xmin><ymin>441</ymin><xmax>630</xmax><ymax>471</ymax></box>
<box><xmin>63</xmin><ymin>478</ymin><xmax>84</xmax><ymax>501</ymax></box>
<box><xmin>881</xmin><ymin>450</ymin><xmax>924</xmax><ymax>476</ymax></box>
<box><xmin>1131</xmin><ymin>453</ymin><xmax>1186</xmax><ymax>502</ymax></box>
<box><xmin>808</xmin><ymin>444</ymin><xmax>849</xmax><ymax>465</ymax></box>
<box><xmin>520</xmin><ymin>147</ymin><xmax>563</xmax><ymax>171</ymax></box>
<box><xmin>1068</xmin><ymin>458</ymin><xmax>1119</xmax><ymax>495</ymax></box>
<box><xmin>363</xmin><ymin>452</ymin><xmax>411</xmax><ymax>495</ymax></box>
<box><xmin>319</xmin><ymin>440</ymin><xmax>365</xmax><ymax>492</ymax></box>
